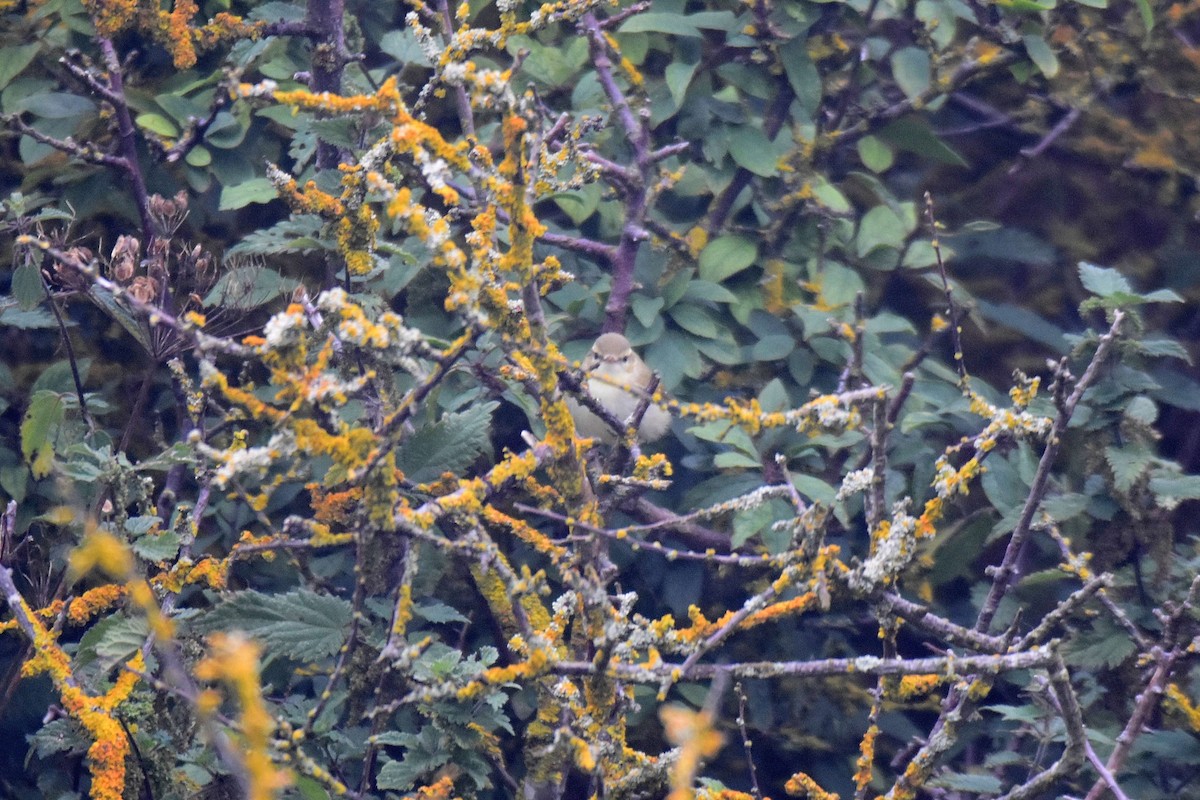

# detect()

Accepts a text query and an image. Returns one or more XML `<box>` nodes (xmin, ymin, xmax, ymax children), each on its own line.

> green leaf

<box><xmin>549</xmin><ymin>184</ymin><xmax>600</xmax><ymax>225</ymax></box>
<box><xmin>205</xmin><ymin>111</ymin><xmax>249</xmax><ymax>149</ymax></box>
<box><xmin>1078</xmin><ymin>261</ymin><xmax>1131</xmax><ymax>297</ymax></box>
<box><xmin>76</xmin><ymin>614</ymin><xmax>149</xmax><ymax>667</ymax></box>
<box><xmin>226</xmin><ymin>215</ymin><xmax>331</xmax><ymax>257</ymax></box>
<box><xmin>204</xmin><ymin>266</ymin><xmax>289</xmax><ymax>310</ymax></box>
<box><xmin>856</xmin><ymin>205</ymin><xmax>909</xmax><ymax>257</ymax></box>
<box><xmin>728</xmin><ymin>127</ymin><xmax>778</xmax><ymax>176</ymax></box>
<box><xmin>891</xmin><ymin>47</ymin><xmax>931</xmax><ymax>101</ymax></box>
<box><xmin>810</xmin><ymin>177</ymin><xmax>851</xmax><ymax>213</ymax></box>
<box><xmin>665</xmin><ymin>61</ymin><xmax>698</xmax><ymax>108</ymax></box>
<box><xmin>32</xmin><ymin>359</ymin><xmax>90</xmax><ymax>394</ymax></box>
<box><xmin>88</xmin><ymin>286</ymin><xmax>154</xmax><ymax>353</ymax></box>
<box><xmin>631</xmin><ymin>294</ymin><xmax>665</xmax><ymax>327</ymax></box>
<box><xmin>0</xmin><ymin>44</ymin><xmax>40</xmax><ymax>92</ymax></box>
<box><xmin>379</xmin><ymin>28</ymin><xmax>433</xmax><ymax>67</ymax></box>
<box><xmin>11</xmin><ymin>262</ymin><xmax>44</xmax><ymax>311</ymax></box>
<box><xmin>1125</xmin><ymin>396</ymin><xmax>1158</xmax><ymax>424</ymax></box>
<box><xmin>668</xmin><ymin>303</ymin><xmax>721</xmax><ymax>338</ymax></box>
<box><xmin>218</xmin><ymin>177</ymin><xmax>278</xmax><ymax>210</ymax></box>
<box><xmin>857</xmin><ymin>135</ymin><xmax>894</xmax><ymax>173</ymax></box>
<box><xmin>878</xmin><ymin>117</ymin><xmax>968</xmax><ymax>167</ymax></box>
<box><xmin>750</xmin><ymin>335</ymin><xmax>795</xmax><ymax>361</ymax></box>
<box><xmin>0</xmin><ymin>303</ymin><xmax>58</xmax><ymax>329</ymax></box>
<box><xmin>1133</xmin><ymin>0</ymin><xmax>1154</xmax><ymax>33</ymax></box>
<box><xmin>1149</xmin><ymin>473</ymin><xmax>1200</xmax><ymax>500</ymax></box>
<box><xmin>928</xmin><ymin>773</ymin><xmax>1005</xmax><ymax>793</ymax></box>
<box><xmin>699</xmin><ymin>236</ymin><xmax>757</xmax><ymax>283</ymax></box>
<box><xmin>1065</xmin><ymin>623</ymin><xmax>1136</xmax><ymax>669</ymax></box>
<box><xmin>681</xmin><ymin>281</ymin><xmax>738</xmax><ymax>304</ymax></box>
<box><xmin>791</xmin><ymin>474</ymin><xmax>837</xmax><ymax>505</ymax></box>
<box><xmin>1106</xmin><ymin>445</ymin><xmax>1151</xmax><ymax>493</ymax></box>
<box><xmin>618</xmin><ymin>12</ymin><xmax>702</xmax><ymax>37</ymax></box>
<box><xmin>136</xmin><ymin>112</ymin><xmax>180</xmax><ymax>137</ymax></box>
<box><xmin>779</xmin><ymin>38</ymin><xmax>822</xmax><ymax>114</ymax></box>
<box><xmin>16</xmin><ymin>92</ymin><xmax>95</xmax><ymax>118</ymax></box>
<box><xmin>185</xmin><ymin>145</ymin><xmax>212</xmax><ymax>167</ymax></box>
<box><xmin>714</xmin><ymin>451</ymin><xmax>761</xmax><ymax>469</ymax></box>
<box><xmin>21</xmin><ymin>390</ymin><xmax>65</xmax><ymax>479</ymax></box>
<box><xmin>132</xmin><ymin>530</ymin><xmax>181</xmax><ymax>562</ymax></box>
<box><xmin>395</xmin><ymin>402</ymin><xmax>498</xmax><ymax>484</ymax></box>
<box><xmin>1022</xmin><ymin>34</ymin><xmax>1059</xmax><ymax>77</ymax></box>
<box><xmin>415</xmin><ymin>602</ymin><xmax>469</xmax><ymax>624</ymax></box>
<box><xmin>194</xmin><ymin>590</ymin><xmax>353</xmax><ymax>660</ymax></box>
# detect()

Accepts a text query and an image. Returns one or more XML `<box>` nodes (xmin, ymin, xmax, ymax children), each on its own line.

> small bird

<box><xmin>567</xmin><ymin>332</ymin><xmax>672</xmax><ymax>443</ymax></box>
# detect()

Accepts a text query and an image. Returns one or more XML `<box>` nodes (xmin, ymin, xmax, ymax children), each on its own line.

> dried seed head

<box><xmin>128</xmin><ymin>275</ymin><xmax>160</xmax><ymax>304</ymax></box>
<box><xmin>110</xmin><ymin>235</ymin><xmax>140</xmax><ymax>282</ymax></box>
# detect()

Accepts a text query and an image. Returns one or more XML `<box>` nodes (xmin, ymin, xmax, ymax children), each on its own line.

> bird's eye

<box><xmin>621</xmin><ymin>355</ymin><xmax>630</xmax><ymax>363</ymax></box>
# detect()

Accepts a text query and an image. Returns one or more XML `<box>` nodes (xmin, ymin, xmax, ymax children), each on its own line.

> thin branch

<box><xmin>975</xmin><ymin>311</ymin><xmax>1124</xmax><ymax>634</ymax></box>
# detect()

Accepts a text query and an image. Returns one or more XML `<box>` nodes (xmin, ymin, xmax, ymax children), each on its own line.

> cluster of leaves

<box><xmin>2</xmin><ymin>0</ymin><xmax>1200</xmax><ymax>797</ymax></box>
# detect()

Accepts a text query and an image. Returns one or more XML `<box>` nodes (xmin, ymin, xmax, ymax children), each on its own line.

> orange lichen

<box><xmin>195</xmin><ymin>632</ymin><xmax>292</xmax><ymax>800</ymax></box>
<box><xmin>68</xmin><ymin>585</ymin><xmax>128</xmax><ymax>625</ymax></box>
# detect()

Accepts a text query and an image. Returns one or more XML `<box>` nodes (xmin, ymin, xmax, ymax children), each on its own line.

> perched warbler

<box><xmin>566</xmin><ymin>332</ymin><xmax>672</xmax><ymax>443</ymax></box>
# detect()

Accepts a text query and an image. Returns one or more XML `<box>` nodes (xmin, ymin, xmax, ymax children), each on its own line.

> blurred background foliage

<box><xmin>2</xmin><ymin>0</ymin><xmax>1200</xmax><ymax>796</ymax></box>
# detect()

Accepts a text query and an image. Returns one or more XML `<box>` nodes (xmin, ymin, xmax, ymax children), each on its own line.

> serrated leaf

<box><xmin>194</xmin><ymin>589</ymin><xmax>353</xmax><ymax>660</ymax></box>
<box><xmin>927</xmin><ymin>772</ymin><xmax>1004</xmax><ymax>793</ymax></box>
<box><xmin>380</xmin><ymin>29</ymin><xmax>433</xmax><ymax>67</ymax></box>
<box><xmin>698</xmin><ymin>236</ymin><xmax>757</xmax><ymax>283</ymax></box>
<box><xmin>1106</xmin><ymin>445</ymin><xmax>1151</xmax><ymax>493</ymax></box>
<box><xmin>21</xmin><ymin>390</ymin><xmax>64</xmax><ymax>479</ymax></box>
<box><xmin>226</xmin><ymin>215</ymin><xmax>331</xmax><ymax>257</ymax></box>
<box><xmin>984</xmin><ymin>703</ymin><xmax>1043</xmax><ymax>723</ymax></box>
<box><xmin>12</xmin><ymin>262</ymin><xmax>44</xmax><ymax>311</ymax></box>
<box><xmin>1124</xmin><ymin>396</ymin><xmax>1158</xmax><ymax>424</ymax></box>
<box><xmin>0</xmin><ymin>303</ymin><xmax>60</xmax><ymax>329</ymax></box>
<box><xmin>1078</xmin><ymin>261</ymin><xmax>1131</xmax><ymax>297</ymax></box>
<box><xmin>204</xmin><ymin>266</ymin><xmax>289</xmax><ymax>310</ymax></box>
<box><xmin>1065</xmin><ymin>625</ymin><xmax>1136</xmax><ymax>669</ymax></box>
<box><xmin>395</xmin><ymin>402</ymin><xmax>498</xmax><ymax>484</ymax></box>
<box><xmin>1149</xmin><ymin>473</ymin><xmax>1200</xmax><ymax>500</ymax></box>
<box><xmin>414</xmin><ymin>602</ymin><xmax>469</xmax><ymax>624</ymax></box>
<box><xmin>1042</xmin><ymin>492</ymin><xmax>1088</xmax><ymax>522</ymax></box>
<box><xmin>87</xmin><ymin>285</ymin><xmax>154</xmax><ymax>353</ymax></box>
<box><xmin>132</xmin><ymin>530</ymin><xmax>181</xmax><ymax>562</ymax></box>
<box><xmin>77</xmin><ymin>614</ymin><xmax>149</xmax><ymax>666</ymax></box>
